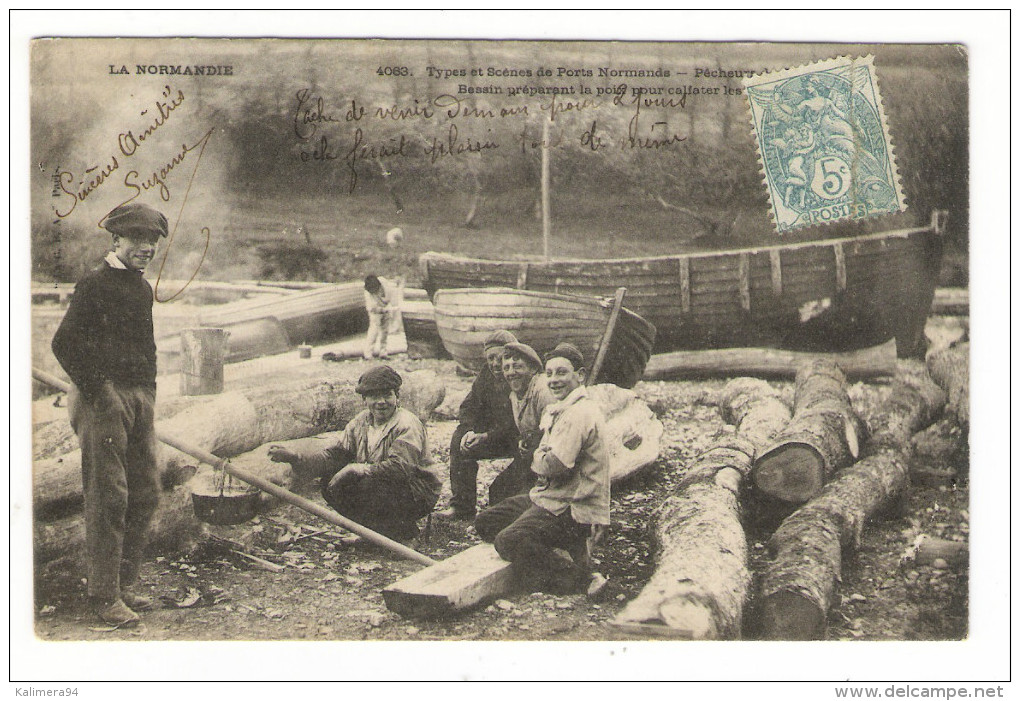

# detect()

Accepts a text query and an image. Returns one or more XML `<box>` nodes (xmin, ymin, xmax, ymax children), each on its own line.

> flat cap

<box><xmin>103</xmin><ymin>203</ymin><xmax>169</xmax><ymax>240</ymax></box>
<box><xmin>483</xmin><ymin>329</ymin><xmax>518</xmax><ymax>350</ymax></box>
<box><xmin>545</xmin><ymin>342</ymin><xmax>585</xmax><ymax>370</ymax></box>
<box><xmin>356</xmin><ymin>365</ymin><xmax>402</xmax><ymax>395</ymax></box>
<box><xmin>503</xmin><ymin>342</ymin><xmax>543</xmax><ymax>370</ymax></box>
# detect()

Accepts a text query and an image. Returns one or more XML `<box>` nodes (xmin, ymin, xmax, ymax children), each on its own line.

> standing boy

<box><xmin>51</xmin><ymin>202</ymin><xmax>168</xmax><ymax>627</ymax></box>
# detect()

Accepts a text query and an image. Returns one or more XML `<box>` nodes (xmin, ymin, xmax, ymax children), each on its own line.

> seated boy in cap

<box><xmin>51</xmin><ymin>202</ymin><xmax>168</xmax><ymax>627</ymax></box>
<box><xmin>269</xmin><ymin>365</ymin><xmax>440</xmax><ymax>542</ymax></box>
<box><xmin>487</xmin><ymin>342</ymin><xmax>555</xmax><ymax>507</ymax></box>
<box><xmin>436</xmin><ymin>329</ymin><xmax>519</xmax><ymax>520</ymax></box>
<box><xmin>475</xmin><ymin>343</ymin><xmax>610</xmax><ymax>595</ymax></box>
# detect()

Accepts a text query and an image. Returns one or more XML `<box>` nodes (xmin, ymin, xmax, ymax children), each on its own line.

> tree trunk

<box><xmin>926</xmin><ymin>343</ymin><xmax>969</xmax><ymax>430</ymax></box>
<box><xmin>611</xmin><ymin>378</ymin><xmax>791</xmax><ymax>639</ymax></box>
<box><xmin>643</xmin><ymin>340</ymin><xmax>896</xmax><ymax>382</ymax></box>
<box><xmin>753</xmin><ymin>360</ymin><xmax>867</xmax><ymax>504</ymax></box>
<box><xmin>34</xmin><ymin>391</ymin><xmax>235</xmax><ymax>461</ymax></box>
<box><xmin>33</xmin><ymin>370</ymin><xmax>445</xmax><ymax>519</ymax></box>
<box><xmin>757</xmin><ymin>366</ymin><xmax>946</xmax><ymax>639</ymax></box>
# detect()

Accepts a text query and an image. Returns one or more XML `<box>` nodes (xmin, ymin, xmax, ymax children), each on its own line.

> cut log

<box><xmin>33</xmin><ymin>369</ymin><xmax>445</xmax><ymax>520</ymax></box>
<box><xmin>33</xmin><ymin>390</ymin><xmax>248</xmax><ymax>461</ymax></box>
<box><xmin>384</xmin><ymin>385</ymin><xmax>662</xmax><ymax>618</ymax></box>
<box><xmin>926</xmin><ymin>343</ymin><xmax>969</xmax><ymax>430</ymax></box>
<box><xmin>758</xmin><ymin>366</ymin><xmax>946</xmax><ymax>639</ymax></box>
<box><xmin>643</xmin><ymin>339</ymin><xmax>897</xmax><ymax>382</ymax></box>
<box><xmin>610</xmin><ymin>378</ymin><xmax>791</xmax><ymax>639</ymax></box>
<box><xmin>753</xmin><ymin>360</ymin><xmax>867</xmax><ymax>504</ymax></box>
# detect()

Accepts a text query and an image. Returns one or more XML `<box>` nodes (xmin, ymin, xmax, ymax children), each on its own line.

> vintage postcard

<box><xmin>15</xmin><ymin>14</ymin><xmax>1003</xmax><ymax>685</ymax></box>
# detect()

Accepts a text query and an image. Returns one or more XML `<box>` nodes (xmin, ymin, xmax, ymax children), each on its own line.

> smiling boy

<box><xmin>51</xmin><ymin>202</ymin><xmax>168</xmax><ymax>627</ymax></box>
<box><xmin>269</xmin><ymin>365</ymin><xmax>441</xmax><ymax>542</ymax></box>
<box><xmin>475</xmin><ymin>342</ymin><xmax>610</xmax><ymax>595</ymax></box>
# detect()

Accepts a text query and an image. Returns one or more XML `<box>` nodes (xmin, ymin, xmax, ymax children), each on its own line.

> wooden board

<box><xmin>382</xmin><ymin>544</ymin><xmax>522</xmax><ymax>618</ymax></box>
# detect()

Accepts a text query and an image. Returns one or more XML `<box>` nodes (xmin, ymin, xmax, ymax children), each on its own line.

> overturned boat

<box><xmin>421</xmin><ymin>212</ymin><xmax>947</xmax><ymax>357</ymax></box>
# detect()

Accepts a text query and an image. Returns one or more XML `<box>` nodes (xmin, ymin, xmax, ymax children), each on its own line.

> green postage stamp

<box><xmin>744</xmin><ymin>56</ymin><xmax>907</xmax><ymax>233</ymax></box>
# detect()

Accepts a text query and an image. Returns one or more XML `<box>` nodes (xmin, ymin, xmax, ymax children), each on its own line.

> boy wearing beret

<box><xmin>51</xmin><ymin>202</ymin><xmax>168</xmax><ymax>627</ymax></box>
<box><xmin>269</xmin><ymin>365</ymin><xmax>441</xmax><ymax>542</ymax></box>
<box><xmin>475</xmin><ymin>343</ymin><xmax>610</xmax><ymax>595</ymax></box>
<box><xmin>436</xmin><ymin>329</ymin><xmax>519</xmax><ymax>521</ymax></box>
<box><xmin>487</xmin><ymin>342</ymin><xmax>555</xmax><ymax>506</ymax></box>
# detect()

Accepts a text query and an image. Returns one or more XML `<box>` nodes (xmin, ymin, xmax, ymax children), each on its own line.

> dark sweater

<box><xmin>458</xmin><ymin>366</ymin><xmax>517</xmax><ymax>448</ymax></box>
<box><xmin>51</xmin><ymin>261</ymin><xmax>157</xmax><ymax>396</ymax></box>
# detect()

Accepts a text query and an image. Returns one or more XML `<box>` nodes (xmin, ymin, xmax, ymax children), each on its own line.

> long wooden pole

<box><xmin>588</xmin><ymin>287</ymin><xmax>627</xmax><ymax>386</ymax></box>
<box><xmin>541</xmin><ymin>116</ymin><xmax>551</xmax><ymax>261</ymax></box>
<box><xmin>32</xmin><ymin>367</ymin><xmax>436</xmax><ymax>567</ymax></box>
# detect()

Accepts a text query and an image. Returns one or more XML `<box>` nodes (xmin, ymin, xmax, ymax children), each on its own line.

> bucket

<box><xmin>180</xmin><ymin>328</ymin><xmax>228</xmax><ymax>396</ymax></box>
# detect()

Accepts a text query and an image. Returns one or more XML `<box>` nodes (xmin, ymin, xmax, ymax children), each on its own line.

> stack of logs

<box><xmin>614</xmin><ymin>341</ymin><xmax>969</xmax><ymax>640</ymax></box>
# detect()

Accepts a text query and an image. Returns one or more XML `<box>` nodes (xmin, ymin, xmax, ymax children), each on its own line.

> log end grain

<box><xmin>758</xmin><ymin>589</ymin><xmax>826</xmax><ymax>640</ymax></box>
<box><xmin>753</xmin><ymin>443</ymin><xmax>824</xmax><ymax>503</ymax></box>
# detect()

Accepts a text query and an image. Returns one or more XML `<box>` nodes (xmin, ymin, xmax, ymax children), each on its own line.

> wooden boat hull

<box><xmin>421</xmin><ymin>215</ymin><xmax>946</xmax><ymax>358</ymax></box>
<box><xmin>433</xmin><ymin>287</ymin><xmax>656</xmax><ymax>389</ymax></box>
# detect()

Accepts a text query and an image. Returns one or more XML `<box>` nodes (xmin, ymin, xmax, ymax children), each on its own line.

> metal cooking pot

<box><xmin>190</xmin><ymin>471</ymin><xmax>262</xmax><ymax>526</ymax></box>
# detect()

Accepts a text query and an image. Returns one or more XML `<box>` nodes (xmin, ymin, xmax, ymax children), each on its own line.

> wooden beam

<box><xmin>833</xmin><ymin>243</ymin><xmax>847</xmax><ymax>293</ymax></box>
<box><xmin>382</xmin><ymin>544</ymin><xmax>521</xmax><ymax>618</ymax></box>
<box><xmin>738</xmin><ymin>253</ymin><xmax>751</xmax><ymax>311</ymax></box>
<box><xmin>642</xmin><ymin>339</ymin><xmax>897</xmax><ymax>382</ymax></box>
<box><xmin>769</xmin><ymin>249</ymin><xmax>783</xmax><ymax>296</ymax></box>
<box><xmin>516</xmin><ymin>262</ymin><xmax>530</xmax><ymax>290</ymax></box>
<box><xmin>677</xmin><ymin>257</ymin><xmax>691</xmax><ymax>313</ymax></box>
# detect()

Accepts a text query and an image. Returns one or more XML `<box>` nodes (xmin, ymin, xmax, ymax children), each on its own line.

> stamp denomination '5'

<box><xmin>744</xmin><ymin>56</ymin><xmax>906</xmax><ymax>233</ymax></box>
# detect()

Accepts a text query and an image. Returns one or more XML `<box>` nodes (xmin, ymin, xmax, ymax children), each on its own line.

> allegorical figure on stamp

<box><xmin>51</xmin><ymin>202</ymin><xmax>168</xmax><ymax>627</ymax></box>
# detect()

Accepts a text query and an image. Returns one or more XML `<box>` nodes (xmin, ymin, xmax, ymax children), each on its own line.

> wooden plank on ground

<box><xmin>382</xmin><ymin>543</ymin><xmax>522</xmax><ymax>618</ymax></box>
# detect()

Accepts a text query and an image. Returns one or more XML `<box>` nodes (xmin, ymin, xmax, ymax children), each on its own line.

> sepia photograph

<box><xmin>11</xmin><ymin>9</ymin><xmax>1008</xmax><ymax>687</ymax></box>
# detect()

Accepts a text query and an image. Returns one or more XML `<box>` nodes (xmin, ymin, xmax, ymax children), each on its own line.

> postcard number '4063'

<box><xmin>377</xmin><ymin>66</ymin><xmax>410</xmax><ymax>76</ymax></box>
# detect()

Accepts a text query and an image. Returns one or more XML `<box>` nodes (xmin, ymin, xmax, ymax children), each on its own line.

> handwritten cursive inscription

<box><xmin>423</xmin><ymin>124</ymin><xmax>499</xmax><ymax>164</ymax></box>
<box><xmin>55</xmin><ymin>158</ymin><xmax>120</xmax><ymax>219</ymax></box>
<box><xmin>293</xmin><ymin>88</ymin><xmax>341</xmax><ymax>140</ymax></box>
<box><xmin>121</xmin><ymin>128</ymin><xmax>214</xmax><ymax>203</ymax></box>
<box><xmin>119</xmin><ymin>85</ymin><xmax>185</xmax><ymax>157</ymax></box>
<box><xmin>343</xmin><ymin>129</ymin><xmax>410</xmax><ymax>193</ymax></box>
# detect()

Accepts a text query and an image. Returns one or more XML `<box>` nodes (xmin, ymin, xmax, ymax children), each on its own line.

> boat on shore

<box><xmin>421</xmin><ymin>212</ymin><xmax>947</xmax><ymax>358</ymax></box>
<box><xmin>433</xmin><ymin>287</ymin><xmax>656</xmax><ymax>389</ymax></box>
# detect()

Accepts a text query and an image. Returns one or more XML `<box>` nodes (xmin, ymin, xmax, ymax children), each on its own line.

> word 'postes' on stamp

<box><xmin>743</xmin><ymin>55</ymin><xmax>906</xmax><ymax>234</ymax></box>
